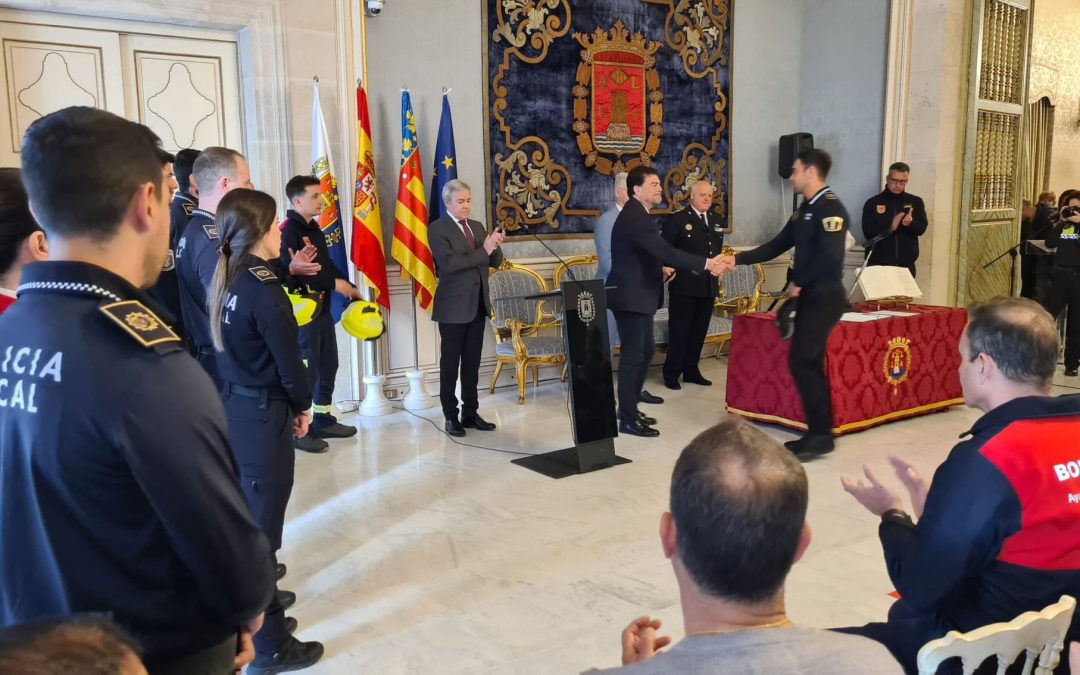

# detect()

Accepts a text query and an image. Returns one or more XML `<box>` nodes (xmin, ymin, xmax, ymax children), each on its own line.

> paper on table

<box><xmin>840</xmin><ymin>312</ymin><xmax>887</xmax><ymax>323</ymax></box>
<box><xmin>871</xmin><ymin>310</ymin><xmax>918</xmax><ymax>317</ymax></box>
<box><xmin>857</xmin><ymin>265</ymin><xmax>923</xmax><ymax>300</ymax></box>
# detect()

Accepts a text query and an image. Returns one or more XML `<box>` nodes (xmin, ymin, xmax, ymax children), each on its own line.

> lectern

<box><xmin>511</xmin><ymin>279</ymin><xmax>629</xmax><ymax>478</ymax></box>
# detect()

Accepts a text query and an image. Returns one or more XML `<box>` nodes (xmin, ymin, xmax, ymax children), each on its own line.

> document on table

<box><xmin>870</xmin><ymin>310</ymin><xmax>918</xmax><ymax>317</ymax></box>
<box><xmin>840</xmin><ymin>312</ymin><xmax>888</xmax><ymax>323</ymax></box>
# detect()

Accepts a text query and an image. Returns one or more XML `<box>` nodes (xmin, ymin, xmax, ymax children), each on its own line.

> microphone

<box><xmin>518</xmin><ymin>221</ymin><xmax>583</xmax><ymax>289</ymax></box>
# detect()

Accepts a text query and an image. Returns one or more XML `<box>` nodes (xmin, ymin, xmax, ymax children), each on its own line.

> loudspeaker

<box><xmin>778</xmin><ymin>133</ymin><xmax>814</xmax><ymax>179</ymax></box>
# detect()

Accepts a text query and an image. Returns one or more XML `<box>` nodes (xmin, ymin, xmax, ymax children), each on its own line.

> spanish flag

<box><xmin>390</xmin><ymin>90</ymin><xmax>436</xmax><ymax>312</ymax></box>
<box><xmin>350</xmin><ymin>82</ymin><xmax>390</xmax><ymax>310</ymax></box>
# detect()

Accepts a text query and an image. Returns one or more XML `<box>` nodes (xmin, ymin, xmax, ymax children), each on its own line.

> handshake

<box><xmin>705</xmin><ymin>254</ymin><xmax>736</xmax><ymax>277</ymax></box>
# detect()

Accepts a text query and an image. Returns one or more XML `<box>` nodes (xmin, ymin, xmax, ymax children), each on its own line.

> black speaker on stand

<box><xmin>778</xmin><ymin>132</ymin><xmax>814</xmax><ymax>213</ymax></box>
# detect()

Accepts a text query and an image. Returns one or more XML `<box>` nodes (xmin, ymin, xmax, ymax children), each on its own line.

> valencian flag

<box><xmin>350</xmin><ymin>82</ymin><xmax>390</xmax><ymax>310</ymax></box>
<box><xmin>311</xmin><ymin>78</ymin><xmax>350</xmax><ymax>321</ymax></box>
<box><xmin>390</xmin><ymin>89</ymin><xmax>437</xmax><ymax>312</ymax></box>
<box><xmin>428</xmin><ymin>91</ymin><xmax>457</xmax><ymax>222</ymax></box>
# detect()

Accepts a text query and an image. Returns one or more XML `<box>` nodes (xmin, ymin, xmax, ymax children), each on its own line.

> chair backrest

<box><xmin>717</xmin><ymin>246</ymin><xmax>765</xmax><ymax>311</ymax></box>
<box><xmin>488</xmin><ymin>261</ymin><xmax>549</xmax><ymax>328</ymax></box>
<box><xmin>553</xmin><ymin>254</ymin><xmax>600</xmax><ymax>289</ymax></box>
<box><xmin>916</xmin><ymin>595</ymin><xmax>1076</xmax><ymax>675</ymax></box>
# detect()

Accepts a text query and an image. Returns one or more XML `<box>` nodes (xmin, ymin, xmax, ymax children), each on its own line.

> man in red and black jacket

<box><xmin>840</xmin><ymin>297</ymin><xmax>1080</xmax><ymax>673</ymax></box>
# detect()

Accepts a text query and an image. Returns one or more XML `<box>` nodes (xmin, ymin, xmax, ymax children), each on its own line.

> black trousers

<box><xmin>614</xmin><ymin>310</ymin><xmax>654</xmax><ymax>426</ymax></box>
<box><xmin>835</xmin><ymin>599</ymin><xmax>946</xmax><ymax>674</ymax></box>
<box><xmin>298</xmin><ymin>313</ymin><xmax>338</xmax><ymax>409</ymax></box>
<box><xmin>789</xmin><ymin>283</ymin><xmax>845</xmax><ymax>437</ymax></box>
<box><xmin>663</xmin><ymin>294</ymin><xmax>714</xmax><ymax>382</ymax></box>
<box><xmin>439</xmin><ymin>301</ymin><xmax>487</xmax><ymax>419</ymax></box>
<box><xmin>1020</xmin><ymin>253</ymin><xmax>1038</xmax><ymax>300</ymax></box>
<box><xmin>221</xmin><ymin>384</ymin><xmax>294</xmax><ymax>655</ymax></box>
<box><xmin>1043</xmin><ymin>266</ymin><xmax>1080</xmax><ymax>370</ymax></box>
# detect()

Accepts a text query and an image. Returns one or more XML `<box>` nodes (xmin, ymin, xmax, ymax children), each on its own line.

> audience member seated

<box><xmin>0</xmin><ymin>616</ymin><xmax>146</xmax><ymax>674</ymax></box>
<box><xmin>591</xmin><ymin>418</ymin><xmax>902</xmax><ymax>674</ymax></box>
<box><xmin>840</xmin><ymin>297</ymin><xmax>1080</xmax><ymax>673</ymax></box>
<box><xmin>0</xmin><ymin>167</ymin><xmax>46</xmax><ymax>312</ymax></box>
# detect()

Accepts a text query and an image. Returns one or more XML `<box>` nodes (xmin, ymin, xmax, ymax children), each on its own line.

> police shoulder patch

<box><xmin>249</xmin><ymin>266</ymin><xmax>278</xmax><ymax>283</ymax></box>
<box><xmin>162</xmin><ymin>249</ymin><xmax>175</xmax><ymax>272</ymax></box>
<box><xmin>203</xmin><ymin>224</ymin><xmax>218</xmax><ymax>239</ymax></box>
<box><xmin>182</xmin><ymin>202</ymin><xmax>196</xmax><ymax>216</ymax></box>
<box><xmin>825</xmin><ymin>193</ymin><xmax>838</xmax><ymax>200</ymax></box>
<box><xmin>822</xmin><ymin>216</ymin><xmax>845</xmax><ymax>233</ymax></box>
<box><xmin>98</xmin><ymin>300</ymin><xmax>182</xmax><ymax>349</ymax></box>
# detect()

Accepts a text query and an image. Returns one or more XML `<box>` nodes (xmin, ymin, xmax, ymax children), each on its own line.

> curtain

<box><xmin>1022</xmin><ymin>97</ymin><xmax>1054</xmax><ymax>202</ymax></box>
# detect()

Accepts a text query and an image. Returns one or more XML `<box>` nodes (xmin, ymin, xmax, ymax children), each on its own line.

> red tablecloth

<box><xmin>725</xmin><ymin>304</ymin><xmax>967</xmax><ymax>435</ymax></box>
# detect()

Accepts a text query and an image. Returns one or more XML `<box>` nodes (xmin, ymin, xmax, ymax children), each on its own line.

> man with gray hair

<box><xmin>429</xmin><ymin>179</ymin><xmax>505</xmax><ymax>437</ymax></box>
<box><xmin>175</xmin><ymin>146</ymin><xmax>253</xmax><ymax>384</ymax></box>
<box><xmin>594</xmin><ymin>172</ymin><xmax>627</xmax><ymax>283</ymax></box>
<box><xmin>840</xmin><ymin>297</ymin><xmax>1080</xmax><ymax>672</ymax></box>
<box><xmin>593</xmin><ymin>418</ymin><xmax>901</xmax><ymax>673</ymax></box>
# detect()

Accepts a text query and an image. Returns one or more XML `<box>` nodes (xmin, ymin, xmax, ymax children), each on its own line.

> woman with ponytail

<box><xmin>206</xmin><ymin>188</ymin><xmax>324</xmax><ymax>673</ymax></box>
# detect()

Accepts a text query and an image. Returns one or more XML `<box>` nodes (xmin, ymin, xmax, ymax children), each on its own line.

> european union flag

<box><xmin>429</xmin><ymin>92</ymin><xmax>458</xmax><ymax>223</ymax></box>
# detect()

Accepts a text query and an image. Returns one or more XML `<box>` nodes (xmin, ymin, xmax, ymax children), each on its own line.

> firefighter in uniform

<box><xmin>722</xmin><ymin>148</ymin><xmax>848</xmax><ymax>459</ymax></box>
<box><xmin>1</xmin><ymin>107</ymin><xmax>272</xmax><ymax>674</ymax></box>
<box><xmin>661</xmin><ymin>180</ymin><xmax>725</xmax><ymax>389</ymax></box>
<box><xmin>207</xmin><ymin>188</ymin><xmax>324</xmax><ymax>673</ymax></box>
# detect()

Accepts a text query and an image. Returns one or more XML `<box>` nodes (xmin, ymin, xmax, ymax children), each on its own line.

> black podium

<box><xmin>511</xmin><ymin>279</ymin><xmax>629</xmax><ymax>478</ymax></box>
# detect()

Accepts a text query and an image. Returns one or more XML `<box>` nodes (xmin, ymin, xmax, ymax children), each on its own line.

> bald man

<box><xmin>660</xmin><ymin>181</ymin><xmax>726</xmax><ymax>389</ymax></box>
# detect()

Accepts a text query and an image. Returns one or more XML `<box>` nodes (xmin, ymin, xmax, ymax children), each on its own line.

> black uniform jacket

<box><xmin>661</xmin><ymin>206</ymin><xmax>725</xmax><ymax>298</ymax></box>
<box><xmin>861</xmin><ymin>189</ymin><xmax>928</xmax><ymax>268</ymax></box>
<box><xmin>0</xmin><ymin>261</ymin><xmax>273</xmax><ymax>660</ymax></box>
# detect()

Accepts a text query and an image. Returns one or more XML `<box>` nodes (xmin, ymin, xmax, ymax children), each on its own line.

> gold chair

<box><xmin>705</xmin><ymin>245</ymin><xmax>766</xmax><ymax>357</ymax></box>
<box><xmin>487</xmin><ymin>260</ymin><xmax>566</xmax><ymax>404</ymax></box>
<box><xmin>916</xmin><ymin>595</ymin><xmax>1075</xmax><ymax>675</ymax></box>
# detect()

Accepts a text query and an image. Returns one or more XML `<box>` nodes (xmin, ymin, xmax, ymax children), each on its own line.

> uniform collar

<box><xmin>173</xmin><ymin>191</ymin><xmax>196</xmax><ymax>204</ymax></box>
<box><xmin>807</xmin><ymin>186</ymin><xmax>831</xmax><ymax>205</ymax></box>
<box><xmin>17</xmin><ymin>261</ymin><xmax>157</xmax><ymax>306</ymax></box>
<box><xmin>959</xmin><ymin>394</ymin><xmax>1080</xmax><ymax>438</ymax></box>
<box><xmin>191</xmin><ymin>208</ymin><xmax>215</xmax><ymax>221</ymax></box>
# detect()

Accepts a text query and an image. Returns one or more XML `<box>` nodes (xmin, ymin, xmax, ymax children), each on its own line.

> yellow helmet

<box><xmin>285</xmin><ymin>289</ymin><xmax>320</xmax><ymax>326</ymax></box>
<box><xmin>341</xmin><ymin>300</ymin><xmax>385</xmax><ymax>340</ymax></box>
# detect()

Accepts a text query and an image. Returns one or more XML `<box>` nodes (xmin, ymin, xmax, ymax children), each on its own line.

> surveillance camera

<box><xmin>365</xmin><ymin>0</ymin><xmax>384</xmax><ymax>15</ymax></box>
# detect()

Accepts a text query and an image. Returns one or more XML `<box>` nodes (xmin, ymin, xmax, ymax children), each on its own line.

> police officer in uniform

<box><xmin>0</xmin><ymin>107</ymin><xmax>272</xmax><ymax>673</ymax></box>
<box><xmin>145</xmin><ymin>150</ymin><xmax>190</xmax><ymax>345</ymax></box>
<box><xmin>661</xmin><ymin>180</ymin><xmax>725</xmax><ymax>389</ymax></box>
<box><xmin>176</xmin><ymin>146</ymin><xmax>254</xmax><ymax>387</ymax></box>
<box><xmin>170</xmin><ymin>148</ymin><xmax>200</xmax><ymax>236</ymax></box>
<box><xmin>1045</xmin><ymin>191</ymin><xmax>1080</xmax><ymax>377</ymax></box>
<box><xmin>207</xmin><ymin>188</ymin><xmax>324</xmax><ymax>673</ymax></box>
<box><xmin>721</xmin><ymin>148</ymin><xmax>848</xmax><ymax>459</ymax></box>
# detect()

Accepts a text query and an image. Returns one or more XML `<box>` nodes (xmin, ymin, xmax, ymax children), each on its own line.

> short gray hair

<box><xmin>192</xmin><ymin>147</ymin><xmax>244</xmax><ymax>194</ymax></box>
<box><xmin>614</xmin><ymin>172</ymin><xmax>628</xmax><ymax>191</ymax></box>
<box><xmin>966</xmin><ymin>297</ymin><xmax>1059</xmax><ymax>389</ymax></box>
<box><xmin>442</xmin><ymin>178</ymin><xmax>471</xmax><ymax>205</ymax></box>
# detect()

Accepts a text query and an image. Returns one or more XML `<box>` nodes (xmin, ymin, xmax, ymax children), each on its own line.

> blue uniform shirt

<box><xmin>176</xmin><ymin>209</ymin><xmax>219</xmax><ymax>350</ymax></box>
<box><xmin>216</xmin><ymin>257</ymin><xmax>312</xmax><ymax>413</ymax></box>
<box><xmin>0</xmin><ymin>261</ymin><xmax>273</xmax><ymax>660</ymax></box>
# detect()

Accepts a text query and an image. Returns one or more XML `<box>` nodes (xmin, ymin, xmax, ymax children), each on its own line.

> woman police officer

<box><xmin>207</xmin><ymin>189</ymin><xmax>323</xmax><ymax>672</ymax></box>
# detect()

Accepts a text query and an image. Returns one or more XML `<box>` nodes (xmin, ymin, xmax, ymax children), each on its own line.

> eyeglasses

<box><xmin>886</xmin><ymin>177</ymin><xmax>908</xmax><ymax>186</ymax></box>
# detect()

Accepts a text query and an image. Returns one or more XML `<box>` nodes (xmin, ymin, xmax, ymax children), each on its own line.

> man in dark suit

<box><xmin>429</xmin><ymin>179</ymin><xmax>505</xmax><ymax>437</ymax></box>
<box><xmin>661</xmin><ymin>180</ymin><xmax>725</xmax><ymax>390</ymax></box>
<box><xmin>608</xmin><ymin>167</ymin><xmax>727</xmax><ymax>437</ymax></box>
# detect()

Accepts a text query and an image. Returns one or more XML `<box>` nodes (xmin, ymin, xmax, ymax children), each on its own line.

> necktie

<box><xmin>460</xmin><ymin>220</ymin><xmax>476</xmax><ymax>250</ymax></box>
<box><xmin>700</xmin><ymin>212</ymin><xmax>708</xmax><ymax>228</ymax></box>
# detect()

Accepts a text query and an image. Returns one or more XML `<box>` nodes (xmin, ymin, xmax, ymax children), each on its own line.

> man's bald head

<box><xmin>965</xmin><ymin>297</ymin><xmax>1059</xmax><ymax>390</ymax></box>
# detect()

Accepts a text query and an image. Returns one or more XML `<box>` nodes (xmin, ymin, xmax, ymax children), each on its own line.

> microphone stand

<box><xmin>981</xmin><ymin>217</ymin><xmax>1059</xmax><ymax>270</ymax></box>
<box><xmin>847</xmin><ymin>232</ymin><xmax>893</xmax><ymax>304</ymax></box>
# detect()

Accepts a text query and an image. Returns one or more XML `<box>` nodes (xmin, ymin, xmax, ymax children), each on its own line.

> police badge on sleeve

<box><xmin>822</xmin><ymin>217</ymin><xmax>844</xmax><ymax>233</ymax></box>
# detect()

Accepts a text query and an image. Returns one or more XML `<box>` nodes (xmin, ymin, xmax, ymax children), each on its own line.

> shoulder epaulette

<box><xmin>203</xmin><ymin>224</ymin><xmax>218</xmax><ymax>240</ymax></box>
<box><xmin>98</xmin><ymin>300</ymin><xmax>182</xmax><ymax>352</ymax></box>
<box><xmin>182</xmin><ymin>202</ymin><xmax>196</xmax><ymax>216</ymax></box>
<box><xmin>826</xmin><ymin>193</ymin><xmax>839</xmax><ymax>200</ymax></box>
<box><xmin>249</xmin><ymin>266</ymin><xmax>278</xmax><ymax>283</ymax></box>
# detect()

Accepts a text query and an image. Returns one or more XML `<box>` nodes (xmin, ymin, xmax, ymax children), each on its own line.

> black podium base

<box><xmin>511</xmin><ymin>438</ymin><xmax>630</xmax><ymax>479</ymax></box>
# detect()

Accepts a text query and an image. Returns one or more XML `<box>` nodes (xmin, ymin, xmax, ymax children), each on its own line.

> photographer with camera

<box><xmin>1044</xmin><ymin>190</ymin><xmax>1080</xmax><ymax>376</ymax></box>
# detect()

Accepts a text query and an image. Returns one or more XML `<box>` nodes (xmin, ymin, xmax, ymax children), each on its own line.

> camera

<box><xmin>365</xmin><ymin>0</ymin><xmax>384</xmax><ymax>15</ymax></box>
<box><xmin>1062</xmin><ymin>206</ymin><xmax>1080</xmax><ymax>220</ymax></box>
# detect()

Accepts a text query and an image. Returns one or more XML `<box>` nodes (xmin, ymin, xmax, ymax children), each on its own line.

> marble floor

<box><xmin>277</xmin><ymin>359</ymin><xmax>1080</xmax><ymax>674</ymax></box>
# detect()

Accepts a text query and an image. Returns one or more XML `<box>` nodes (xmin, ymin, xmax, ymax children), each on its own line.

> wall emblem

<box><xmin>883</xmin><ymin>336</ymin><xmax>912</xmax><ymax>393</ymax></box>
<box><xmin>572</xmin><ymin>21</ymin><xmax>663</xmax><ymax>176</ymax></box>
<box><xmin>577</xmin><ymin>290</ymin><xmax>596</xmax><ymax>326</ymax></box>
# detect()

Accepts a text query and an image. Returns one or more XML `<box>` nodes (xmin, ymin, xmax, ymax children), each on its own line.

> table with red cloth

<box><xmin>725</xmin><ymin>304</ymin><xmax>967</xmax><ymax>435</ymax></box>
